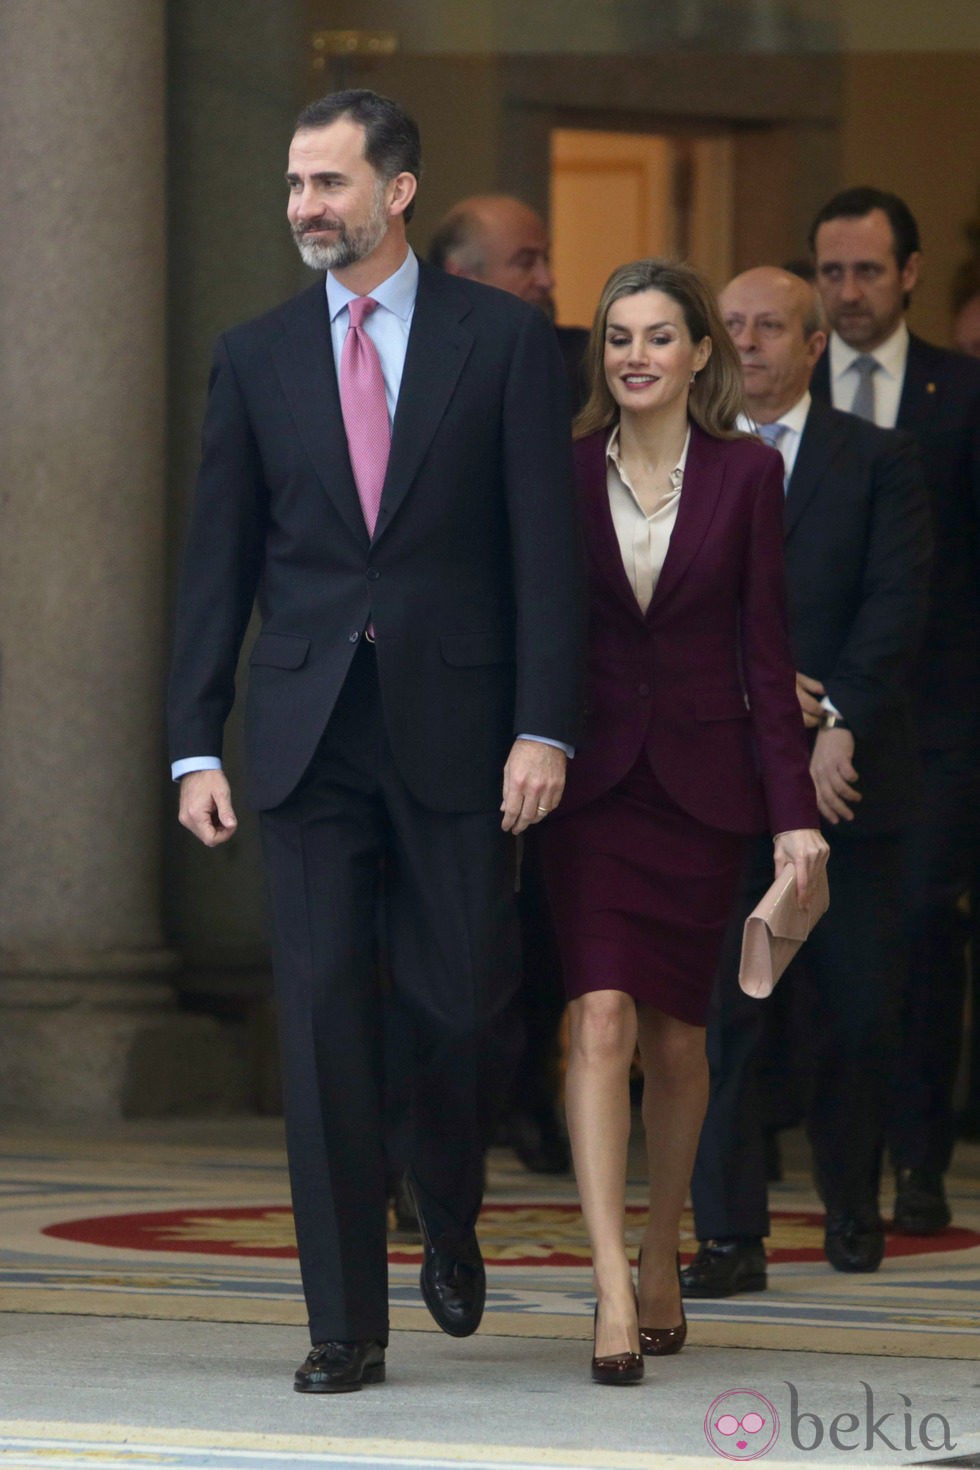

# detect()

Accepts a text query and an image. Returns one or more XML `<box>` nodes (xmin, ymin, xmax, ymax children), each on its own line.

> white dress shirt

<box><xmin>739</xmin><ymin>391</ymin><xmax>811</xmax><ymax>487</ymax></box>
<box><xmin>827</xmin><ymin>321</ymin><xmax>909</xmax><ymax>429</ymax></box>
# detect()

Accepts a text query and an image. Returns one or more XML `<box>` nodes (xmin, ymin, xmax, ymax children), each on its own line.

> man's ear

<box><xmin>387</xmin><ymin>171</ymin><xmax>417</xmax><ymax>220</ymax></box>
<box><xmin>900</xmin><ymin>250</ymin><xmax>922</xmax><ymax>296</ymax></box>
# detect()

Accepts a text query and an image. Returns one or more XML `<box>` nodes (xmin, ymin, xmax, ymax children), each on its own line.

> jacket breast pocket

<box><xmin>249</xmin><ymin>632</ymin><xmax>310</xmax><ymax>670</ymax></box>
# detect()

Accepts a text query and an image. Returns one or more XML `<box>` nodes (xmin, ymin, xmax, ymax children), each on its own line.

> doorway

<box><xmin>550</xmin><ymin>128</ymin><xmax>734</xmax><ymax>327</ymax></box>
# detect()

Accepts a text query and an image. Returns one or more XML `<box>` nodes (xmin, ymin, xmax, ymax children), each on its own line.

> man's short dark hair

<box><xmin>808</xmin><ymin>187</ymin><xmax>921</xmax><ymax>268</ymax></box>
<box><xmin>294</xmin><ymin>89</ymin><xmax>421</xmax><ymax>223</ymax></box>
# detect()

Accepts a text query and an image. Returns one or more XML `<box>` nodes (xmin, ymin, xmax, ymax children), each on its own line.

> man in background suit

<box><xmin>429</xmin><ymin>194</ymin><xmax>591</xmax><ymax>1176</ymax></box>
<box><xmin>810</xmin><ymin>187</ymin><xmax>980</xmax><ymax>1234</ymax></box>
<box><xmin>682</xmin><ymin>267</ymin><xmax>930</xmax><ymax>1295</ymax></box>
<box><xmin>429</xmin><ymin>195</ymin><xmax>589</xmax><ymax>414</ymax></box>
<box><xmin>168</xmin><ymin>90</ymin><xmax>584</xmax><ymax>1392</ymax></box>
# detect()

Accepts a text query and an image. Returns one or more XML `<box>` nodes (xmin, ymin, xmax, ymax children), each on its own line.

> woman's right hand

<box><xmin>773</xmin><ymin>827</ymin><xmax>829</xmax><ymax>907</ymax></box>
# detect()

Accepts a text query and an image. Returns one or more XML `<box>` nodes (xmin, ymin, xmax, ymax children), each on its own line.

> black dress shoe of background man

<box><xmin>410</xmin><ymin>1183</ymin><xmax>486</xmax><ymax>1337</ymax></box>
<box><xmin>294</xmin><ymin>1339</ymin><xmax>386</xmax><ymax>1393</ymax></box>
<box><xmin>823</xmin><ymin>1212</ymin><xmax>885</xmax><ymax>1273</ymax></box>
<box><xmin>893</xmin><ymin>1168</ymin><xmax>951</xmax><ymax>1234</ymax></box>
<box><xmin>679</xmin><ymin>1238</ymin><xmax>767</xmax><ymax>1298</ymax></box>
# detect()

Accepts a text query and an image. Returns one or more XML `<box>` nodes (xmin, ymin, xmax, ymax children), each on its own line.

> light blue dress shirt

<box><xmin>172</xmin><ymin>249</ymin><xmax>569</xmax><ymax>780</ymax></box>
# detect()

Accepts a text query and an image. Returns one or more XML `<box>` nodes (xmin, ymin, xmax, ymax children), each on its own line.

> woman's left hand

<box><xmin>773</xmin><ymin>828</ymin><xmax>830</xmax><ymax>908</ymax></box>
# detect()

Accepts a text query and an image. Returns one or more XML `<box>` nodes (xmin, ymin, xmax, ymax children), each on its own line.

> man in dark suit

<box><xmin>428</xmin><ymin>195</ymin><xmax>589</xmax><ymax>415</ymax></box>
<box><xmin>681</xmin><ymin>267</ymin><xmax>931</xmax><ymax>1295</ymax></box>
<box><xmin>167</xmin><ymin>90</ymin><xmax>584</xmax><ymax>1392</ymax></box>
<box><xmin>428</xmin><ymin>193</ymin><xmax>589</xmax><ymax>1178</ymax></box>
<box><xmin>810</xmin><ymin>187</ymin><xmax>980</xmax><ymax>1234</ymax></box>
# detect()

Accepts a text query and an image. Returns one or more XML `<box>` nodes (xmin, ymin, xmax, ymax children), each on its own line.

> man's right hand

<box><xmin>178</xmin><ymin>770</ymin><xmax>238</xmax><ymax>847</ymax></box>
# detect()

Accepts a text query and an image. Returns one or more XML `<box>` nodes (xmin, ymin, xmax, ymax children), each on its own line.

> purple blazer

<box><xmin>560</xmin><ymin>423</ymin><xmax>819</xmax><ymax>836</ymax></box>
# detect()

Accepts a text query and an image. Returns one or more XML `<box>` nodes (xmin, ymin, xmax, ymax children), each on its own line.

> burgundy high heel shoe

<box><xmin>637</xmin><ymin>1250</ymin><xmax>687</xmax><ymax>1357</ymax></box>
<box><xmin>591</xmin><ymin>1302</ymin><xmax>644</xmax><ymax>1385</ymax></box>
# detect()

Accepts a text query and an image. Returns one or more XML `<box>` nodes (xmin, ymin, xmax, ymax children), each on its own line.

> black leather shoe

<box><xmin>679</xmin><ymin>1239</ymin><xmax>767</xmax><ymax>1298</ymax></box>
<box><xmin>411</xmin><ymin>1185</ymin><xmax>486</xmax><ymax>1338</ymax></box>
<box><xmin>508</xmin><ymin>1108</ymin><xmax>571</xmax><ymax>1175</ymax></box>
<box><xmin>893</xmin><ymin>1169</ymin><xmax>951</xmax><ymax>1234</ymax></box>
<box><xmin>824</xmin><ymin>1213</ymin><xmax>885</xmax><ymax>1272</ymax></box>
<box><xmin>294</xmin><ymin>1339</ymin><xmax>385</xmax><ymax>1393</ymax></box>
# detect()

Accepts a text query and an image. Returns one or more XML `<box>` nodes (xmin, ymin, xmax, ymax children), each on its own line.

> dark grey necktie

<box><xmin>850</xmin><ymin>355</ymin><xmax>880</xmax><ymax>423</ymax></box>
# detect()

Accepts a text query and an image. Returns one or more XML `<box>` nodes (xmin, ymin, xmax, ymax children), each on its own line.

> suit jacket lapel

<box><xmin>373</xmin><ymin>264</ymin><xmax>475</xmax><ymax>544</ymax></box>
<box><xmin>897</xmin><ymin>334</ymin><xmax>939</xmax><ymax>430</ymax></box>
<box><xmin>784</xmin><ymin>400</ymin><xmax>842</xmax><ymax>538</ymax></box>
<box><xmin>270</xmin><ymin>283</ymin><xmax>370</xmax><ymax>549</ymax></box>
<box><xmin>577</xmin><ymin>432</ymin><xmax>647</xmax><ymax>622</ymax></box>
<box><xmin>649</xmin><ymin>424</ymin><xmax>727</xmax><ymax>612</ymax></box>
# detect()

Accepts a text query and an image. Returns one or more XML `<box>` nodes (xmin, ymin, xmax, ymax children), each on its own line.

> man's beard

<box><xmin>292</xmin><ymin>185</ymin><xmax>389</xmax><ymax>272</ymax></box>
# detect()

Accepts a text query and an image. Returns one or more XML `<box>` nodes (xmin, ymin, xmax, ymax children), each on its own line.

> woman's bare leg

<box><xmin>636</xmin><ymin>1005</ymin><xmax>708</xmax><ymax>1327</ymax></box>
<box><xmin>565</xmin><ymin>989</ymin><xmax>640</xmax><ymax>1357</ymax></box>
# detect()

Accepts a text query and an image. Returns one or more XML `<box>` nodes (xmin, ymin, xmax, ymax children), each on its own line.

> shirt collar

<box><xmin>740</xmin><ymin>390</ymin><xmax>810</xmax><ymax>437</ymax></box>
<box><xmin>606</xmin><ymin>421</ymin><xmax>692</xmax><ymax>486</ymax></box>
<box><xmin>325</xmin><ymin>248</ymin><xmax>419</xmax><ymax>323</ymax></box>
<box><xmin>829</xmin><ymin>319</ymin><xmax>909</xmax><ymax>382</ymax></box>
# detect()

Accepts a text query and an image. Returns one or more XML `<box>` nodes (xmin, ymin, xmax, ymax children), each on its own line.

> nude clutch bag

<box><xmin>738</xmin><ymin>867</ymin><xmax>829</xmax><ymax>999</ymax></box>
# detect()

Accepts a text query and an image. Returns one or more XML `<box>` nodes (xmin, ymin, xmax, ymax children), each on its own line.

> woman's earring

<box><xmin>690</xmin><ymin>371</ymin><xmax>698</xmax><ymax>385</ymax></box>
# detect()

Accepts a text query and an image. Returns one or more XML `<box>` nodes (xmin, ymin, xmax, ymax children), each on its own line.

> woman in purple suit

<box><xmin>539</xmin><ymin>260</ymin><xmax>827</xmax><ymax>1385</ymax></box>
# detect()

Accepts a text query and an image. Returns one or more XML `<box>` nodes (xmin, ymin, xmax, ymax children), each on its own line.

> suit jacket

<box><xmin>561</xmin><ymin>424</ymin><xmax>818</xmax><ymax>836</ymax></box>
<box><xmin>168</xmin><ymin>261</ymin><xmax>585</xmax><ymax>813</ymax></box>
<box><xmin>812</xmin><ymin>332</ymin><xmax>980</xmax><ymax>751</ymax></box>
<box><xmin>555</xmin><ymin>324</ymin><xmax>589</xmax><ymax>415</ymax></box>
<box><xmin>785</xmin><ymin>399</ymin><xmax>932</xmax><ymax>833</ymax></box>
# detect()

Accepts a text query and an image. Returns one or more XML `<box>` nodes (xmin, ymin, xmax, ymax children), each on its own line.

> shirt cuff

<box><xmin>172</xmin><ymin>756</ymin><xmax>223</xmax><ymax>782</ymax></box>
<box><xmin>517</xmin><ymin>734</ymin><xmax>575</xmax><ymax>758</ymax></box>
<box><xmin>819</xmin><ymin>695</ymin><xmax>843</xmax><ymax>718</ymax></box>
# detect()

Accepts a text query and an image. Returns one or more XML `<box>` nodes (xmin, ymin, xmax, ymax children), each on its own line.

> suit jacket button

<box><xmin>349</xmin><ymin>630</ymin><xmax>360</xmax><ymax>643</ymax></box>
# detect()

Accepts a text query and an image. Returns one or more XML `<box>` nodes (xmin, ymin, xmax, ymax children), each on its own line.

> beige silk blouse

<box><xmin>605</xmin><ymin>424</ymin><xmax>691</xmax><ymax>613</ymax></box>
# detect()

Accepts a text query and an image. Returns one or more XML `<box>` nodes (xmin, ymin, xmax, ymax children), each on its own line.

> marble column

<box><xmin>0</xmin><ymin>0</ymin><xmax>242</xmax><ymax>1119</ymax></box>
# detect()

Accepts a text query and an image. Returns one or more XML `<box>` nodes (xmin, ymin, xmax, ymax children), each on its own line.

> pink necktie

<box><xmin>340</xmin><ymin>296</ymin><xmax>391</xmax><ymax>537</ymax></box>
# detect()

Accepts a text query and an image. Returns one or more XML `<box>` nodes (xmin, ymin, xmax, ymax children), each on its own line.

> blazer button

<box><xmin>348</xmin><ymin>630</ymin><xmax>360</xmax><ymax>643</ymax></box>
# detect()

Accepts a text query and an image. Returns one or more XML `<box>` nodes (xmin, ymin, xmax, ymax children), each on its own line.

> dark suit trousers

<box><xmin>888</xmin><ymin>747</ymin><xmax>979</xmax><ymax>1174</ymax></box>
<box><xmin>259</xmin><ymin>641</ymin><xmax>521</xmax><ymax>1343</ymax></box>
<box><xmin>691</xmin><ymin>831</ymin><xmax>905</xmax><ymax>1239</ymax></box>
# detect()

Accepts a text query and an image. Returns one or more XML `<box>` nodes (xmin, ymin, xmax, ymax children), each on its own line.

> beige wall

<box><xmin>839</xmin><ymin>53</ymin><xmax>979</xmax><ymax>347</ymax></box>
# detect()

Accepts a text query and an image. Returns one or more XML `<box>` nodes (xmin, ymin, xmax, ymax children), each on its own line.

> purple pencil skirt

<box><xmin>538</xmin><ymin>751</ymin><xmax>749</xmax><ymax>1027</ymax></box>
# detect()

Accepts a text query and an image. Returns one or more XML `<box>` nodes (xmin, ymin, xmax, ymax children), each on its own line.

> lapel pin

<box><xmin>926</xmin><ymin>382</ymin><xmax>936</xmax><ymax>394</ymax></box>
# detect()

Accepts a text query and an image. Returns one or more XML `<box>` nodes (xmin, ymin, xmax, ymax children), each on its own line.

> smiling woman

<box><xmin>537</xmin><ymin>257</ymin><xmax>827</xmax><ymax>1385</ymax></box>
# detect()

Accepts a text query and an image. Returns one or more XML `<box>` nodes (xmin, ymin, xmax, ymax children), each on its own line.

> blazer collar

<box><xmin>784</xmin><ymin>397</ymin><xmax>846</xmax><ymax>537</ymax></box>
<box><xmin>897</xmin><ymin>333</ymin><xmax>941</xmax><ymax>428</ymax></box>
<box><xmin>270</xmin><ymin>282</ymin><xmax>369</xmax><ymax>548</ymax></box>
<box><xmin>377</xmin><ymin>262</ymin><xmax>475</xmax><ymax>542</ymax></box>
<box><xmin>577</xmin><ymin>421</ymin><xmax>729</xmax><ymax>620</ymax></box>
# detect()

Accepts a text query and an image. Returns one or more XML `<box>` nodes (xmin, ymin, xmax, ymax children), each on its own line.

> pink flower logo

<box><xmin>704</xmin><ymin>1389</ymin><xmax>780</xmax><ymax>1460</ymax></box>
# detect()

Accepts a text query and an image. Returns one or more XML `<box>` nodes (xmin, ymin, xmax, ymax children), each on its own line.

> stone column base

<box><xmin>0</xmin><ymin>959</ymin><xmax>252</xmax><ymax>1122</ymax></box>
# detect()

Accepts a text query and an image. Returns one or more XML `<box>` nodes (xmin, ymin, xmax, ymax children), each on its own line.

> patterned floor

<box><xmin>2</xmin><ymin>1119</ymin><xmax>979</xmax><ymax>1359</ymax></box>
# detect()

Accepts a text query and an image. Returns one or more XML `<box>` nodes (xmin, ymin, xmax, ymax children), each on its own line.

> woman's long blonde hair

<box><xmin>573</xmin><ymin>258</ymin><xmax>746</xmax><ymax>441</ymax></box>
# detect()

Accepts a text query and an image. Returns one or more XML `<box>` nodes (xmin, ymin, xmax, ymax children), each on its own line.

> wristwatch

<box><xmin>821</xmin><ymin>711</ymin><xmax>849</xmax><ymax>730</ymax></box>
